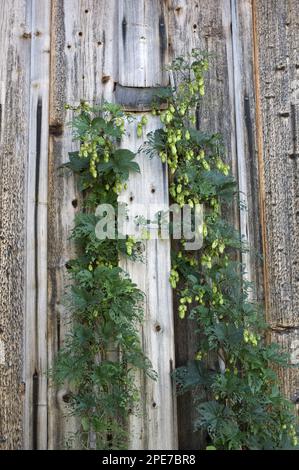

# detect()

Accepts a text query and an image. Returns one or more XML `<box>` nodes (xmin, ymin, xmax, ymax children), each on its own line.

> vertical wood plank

<box><xmin>168</xmin><ymin>0</ymin><xmax>237</xmax><ymax>449</ymax></box>
<box><xmin>231</xmin><ymin>0</ymin><xmax>262</xmax><ymax>293</ymax></box>
<box><xmin>252</xmin><ymin>0</ymin><xmax>299</xmax><ymax>410</ymax></box>
<box><xmin>48</xmin><ymin>0</ymin><xmax>119</xmax><ymax>448</ymax></box>
<box><xmin>118</xmin><ymin>0</ymin><xmax>177</xmax><ymax>450</ymax></box>
<box><xmin>0</xmin><ymin>0</ymin><xmax>31</xmax><ymax>450</ymax></box>
<box><xmin>119</xmin><ymin>0</ymin><xmax>169</xmax><ymax>87</ymax></box>
<box><xmin>168</xmin><ymin>0</ymin><xmax>262</xmax><ymax>448</ymax></box>
<box><xmin>119</xmin><ymin>119</ymin><xmax>177</xmax><ymax>450</ymax></box>
<box><xmin>24</xmin><ymin>0</ymin><xmax>51</xmax><ymax>450</ymax></box>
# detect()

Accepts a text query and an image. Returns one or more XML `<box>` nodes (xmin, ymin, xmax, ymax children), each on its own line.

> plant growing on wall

<box><xmin>54</xmin><ymin>51</ymin><xmax>298</xmax><ymax>451</ymax></box>
<box><xmin>146</xmin><ymin>50</ymin><xmax>298</xmax><ymax>450</ymax></box>
<box><xmin>53</xmin><ymin>102</ymin><xmax>155</xmax><ymax>449</ymax></box>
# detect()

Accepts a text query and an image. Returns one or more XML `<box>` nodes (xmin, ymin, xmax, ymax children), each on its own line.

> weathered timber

<box><xmin>0</xmin><ymin>1</ymin><xmax>31</xmax><ymax>450</ymax></box>
<box><xmin>118</xmin><ymin>0</ymin><xmax>177</xmax><ymax>450</ymax></box>
<box><xmin>48</xmin><ymin>0</ymin><xmax>119</xmax><ymax>449</ymax></box>
<box><xmin>168</xmin><ymin>0</ymin><xmax>263</xmax><ymax>448</ymax></box>
<box><xmin>24</xmin><ymin>0</ymin><xmax>51</xmax><ymax>450</ymax></box>
<box><xmin>253</xmin><ymin>0</ymin><xmax>299</xmax><ymax>410</ymax></box>
<box><xmin>0</xmin><ymin>0</ymin><xmax>298</xmax><ymax>450</ymax></box>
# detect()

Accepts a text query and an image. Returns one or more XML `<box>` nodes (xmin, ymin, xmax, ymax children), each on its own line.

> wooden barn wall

<box><xmin>0</xmin><ymin>0</ymin><xmax>298</xmax><ymax>450</ymax></box>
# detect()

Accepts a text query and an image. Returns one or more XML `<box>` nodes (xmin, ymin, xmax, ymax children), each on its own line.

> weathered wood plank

<box><xmin>231</xmin><ymin>0</ymin><xmax>263</xmax><ymax>297</ymax></box>
<box><xmin>169</xmin><ymin>0</ymin><xmax>235</xmax><ymax>449</ymax></box>
<box><xmin>272</xmin><ymin>329</ymin><xmax>299</xmax><ymax>406</ymax></box>
<box><xmin>118</xmin><ymin>0</ymin><xmax>177</xmax><ymax>450</ymax></box>
<box><xmin>118</xmin><ymin>0</ymin><xmax>169</xmax><ymax>87</ymax></box>
<box><xmin>253</xmin><ymin>0</ymin><xmax>299</xmax><ymax>408</ymax></box>
<box><xmin>168</xmin><ymin>0</ymin><xmax>263</xmax><ymax>448</ymax></box>
<box><xmin>24</xmin><ymin>0</ymin><xmax>51</xmax><ymax>450</ymax></box>
<box><xmin>0</xmin><ymin>0</ymin><xmax>31</xmax><ymax>450</ymax></box>
<box><xmin>48</xmin><ymin>0</ymin><xmax>119</xmax><ymax>449</ymax></box>
<box><xmin>119</xmin><ymin>118</ymin><xmax>177</xmax><ymax>450</ymax></box>
<box><xmin>169</xmin><ymin>0</ymin><xmax>233</xmax><ymax>449</ymax></box>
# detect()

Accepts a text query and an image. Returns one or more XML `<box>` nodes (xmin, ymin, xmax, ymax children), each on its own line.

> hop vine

<box><xmin>147</xmin><ymin>50</ymin><xmax>298</xmax><ymax>450</ymax></box>
<box><xmin>53</xmin><ymin>50</ymin><xmax>298</xmax><ymax>451</ymax></box>
<box><xmin>53</xmin><ymin>101</ymin><xmax>155</xmax><ymax>449</ymax></box>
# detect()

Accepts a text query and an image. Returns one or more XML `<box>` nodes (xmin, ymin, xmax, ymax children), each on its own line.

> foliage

<box><xmin>147</xmin><ymin>49</ymin><xmax>298</xmax><ymax>450</ymax></box>
<box><xmin>54</xmin><ymin>50</ymin><xmax>298</xmax><ymax>451</ymax></box>
<box><xmin>53</xmin><ymin>101</ymin><xmax>154</xmax><ymax>449</ymax></box>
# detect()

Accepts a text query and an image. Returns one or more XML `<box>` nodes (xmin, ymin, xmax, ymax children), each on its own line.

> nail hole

<box><xmin>62</xmin><ymin>393</ymin><xmax>71</xmax><ymax>403</ymax></box>
<box><xmin>84</xmin><ymin>9</ymin><xmax>89</xmax><ymax>13</ymax></box>
<box><xmin>151</xmin><ymin>187</ymin><xmax>156</xmax><ymax>194</ymax></box>
<box><xmin>67</xmin><ymin>44</ymin><xmax>71</xmax><ymax>49</ymax></box>
<box><xmin>152</xmin><ymin>402</ymin><xmax>157</xmax><ymax>408</ymax></box>
<box><xmin>97</xmin><ymin>41</ymin><xmax>102</xmax><ymax>46</ymax></box>
<box><xmin>193</xmin><ymin>24</ymin><xmax>197</xmax><ymax>29</ymax></box>
<box><xmin>22</xmin><ymin>32</ymin><xmax>32</xmax><ymax>39</ymax></box>
<box><xmin>78</xmin><ymin>31</ymin><xmax>83</xmax><ymax>37</ymax></box>
<box><xmin>82</xmin><ymin>75</ymin><xmax>85</xmax><ymax>80</ymax></box>
<box><xmin>155</xmin><ymin>324</ymin><xmax>161</xmax><ymax>332</ymax></box>
<box><xmin>72</xmin><ymin>199</ymin><xmax>78</xmax><ymax>208</ymax></box>
<box><xmin>129</xmin><ymin>195</ymin><xmax>134</xmax><ymax>202</ymax></box>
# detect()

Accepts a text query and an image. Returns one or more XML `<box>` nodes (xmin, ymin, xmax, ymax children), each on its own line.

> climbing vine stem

<box><xmin>146</xmin><ymin>50</ymin><xmax>298</xmax><ymax>450</ymax></box>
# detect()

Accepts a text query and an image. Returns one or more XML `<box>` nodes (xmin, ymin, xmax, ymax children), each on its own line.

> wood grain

<box><xmin>0</xmin><ymin>0</ymin><xmax>31</xmax><ymax>450</ymax></box>
<box><xmin>253</xmin><ymin>0</ymin><xmax>299</xmax><ymax>410</ymax></box>
<box><xmin>168</xmin><ymin>0</ymin><xmax>263</xmax><ymax>448</ymax></box>
<box><xmin>24</xmin><ymin>0</ymin><xmax>51</xmax><ymax>450</ymax></box>
<box><xmin>118</xmin><ymin>0</ymin><xmax>177</xmax><ymax>450</ymax></box>
<box><xmin>48</xmin><ymin>0</ymin><xmax>119</xmax><ymax>449</ymax></box>
<box><xmin>119</xmin><ymin>118</ymin><xmax>177</xmax><ymax>450</ymax></box>
<box><xmin>118</xmin><ymin>0</ymin><xmax>169</xmax><ymax>87</ymax></box>
<box><xmin>0</xmin><ymin>0</ymin><xmax>297</xmax><ymax>449</ymax></box>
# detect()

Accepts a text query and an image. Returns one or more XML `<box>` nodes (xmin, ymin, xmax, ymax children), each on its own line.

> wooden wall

<box><xmin>0</xmin><ymin>0</ymin><xmax>298</xmax><ymax>449</ymax></box>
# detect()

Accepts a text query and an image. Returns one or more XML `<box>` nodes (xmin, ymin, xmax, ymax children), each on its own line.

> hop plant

<box><xmin>147</xmin><ymin>49</ymin><xmax>298</xmax><ymax>450</ymax></box>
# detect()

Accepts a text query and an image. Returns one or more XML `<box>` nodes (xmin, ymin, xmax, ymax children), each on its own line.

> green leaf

<box><xmin>71</xmin><ymin>113</ymin><xmax>91</xmax><ymax>136</ymax></box>
<box><xmin>91</xmin><ymin>116</ymin><xmax>106</xmax><ymax>129</ymax></box>
<box><xmin>98</xmin><ymin>148</ymin><xmax>140</xmax><ymax>180</ymax></box>
<box><xmin>175</xmin><ymin>360</ymin><xmax>214</xmax><ymax>392</ymax></box>
<box><xmin>60</xmin><ymin>152</ymin><xmax>89</xmax><ymax>173</ymax></box>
